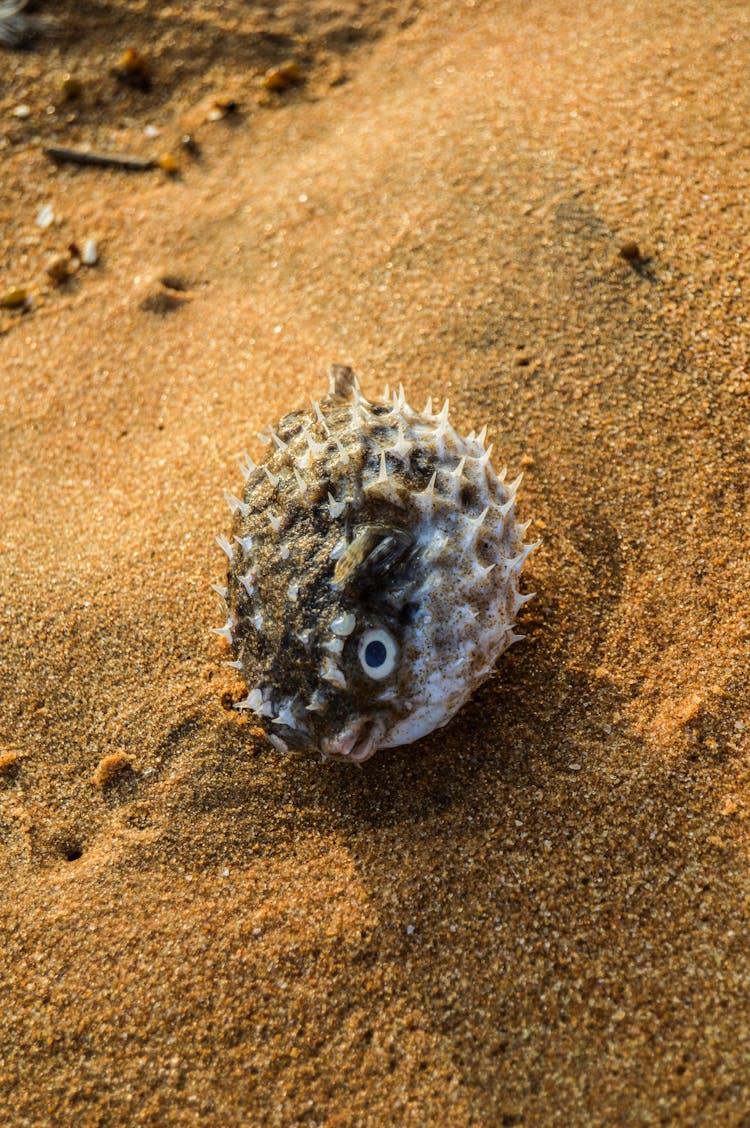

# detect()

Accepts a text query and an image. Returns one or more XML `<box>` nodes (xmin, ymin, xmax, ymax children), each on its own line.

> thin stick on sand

<box><xmin>43</xmin><ymin>146</ymin><xmax>156</xmax><ymax>172</ymax></box>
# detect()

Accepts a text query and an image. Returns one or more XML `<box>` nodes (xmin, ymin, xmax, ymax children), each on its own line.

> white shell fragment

<box><xmin>215</xmin><ymin>366</ymin><xmax>537</xmax><ymax>763</ymax></box>
<box><xmin>35</xmin><ymin>203</ymin><xmax>54</xmax><ymax>228</ymax></box>
<box><xmin>81</xmin><ymin>239</ymin><xmax>99</xmax><ymax>266</ymax></box>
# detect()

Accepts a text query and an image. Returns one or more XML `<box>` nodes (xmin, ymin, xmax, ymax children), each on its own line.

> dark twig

<box><xmin>43</xmin><ymin>146</ymin><xmax>156</xmax><ymax>172</ymax></box>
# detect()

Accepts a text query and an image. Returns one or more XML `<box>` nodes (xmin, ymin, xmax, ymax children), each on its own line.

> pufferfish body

<box><xmin>214</xmin><ymin>366</ymin><xmax>537</xmax><ymax>763</ymax></box>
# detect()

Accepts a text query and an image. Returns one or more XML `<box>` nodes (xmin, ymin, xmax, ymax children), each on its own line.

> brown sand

<box><xmin>1</xmin><ymin>0</ymin><xmax>750</xmax><ymax>1123</ymax></box>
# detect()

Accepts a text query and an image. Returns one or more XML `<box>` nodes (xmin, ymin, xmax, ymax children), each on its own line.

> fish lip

<box><xmin>322</xmin><ymin>717</ymin><xmax>386</xmax><ymax>764</ymax></box>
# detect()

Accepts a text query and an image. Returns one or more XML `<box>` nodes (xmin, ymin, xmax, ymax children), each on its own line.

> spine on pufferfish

<box><xmin>0</xmin><ymin>1</ymin><xmax>46</xmax><ymax>47</ymax></box>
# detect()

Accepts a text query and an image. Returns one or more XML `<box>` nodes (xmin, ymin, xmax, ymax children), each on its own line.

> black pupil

<box><xmin>364</xmin><ymin>639</ymin><xmax>388</xmax><ymax>668</ymax></box>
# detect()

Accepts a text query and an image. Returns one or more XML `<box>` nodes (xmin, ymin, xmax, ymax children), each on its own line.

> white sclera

<box><xmin>357</xmin><ymin>628</ymin><xmax>398</xmax><ymax>680</ymax></box>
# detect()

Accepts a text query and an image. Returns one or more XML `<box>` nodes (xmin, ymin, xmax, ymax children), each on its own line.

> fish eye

<box><xmin>357</xmin><ymin>628</ymin><xmax>398</xmax><ymax>680</ymax></box>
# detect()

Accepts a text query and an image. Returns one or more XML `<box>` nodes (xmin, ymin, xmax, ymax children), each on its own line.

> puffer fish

<box><xmin>214</xmin><ymin>366</ymin><xmax>537</xmax><ymax>763</ymax></box>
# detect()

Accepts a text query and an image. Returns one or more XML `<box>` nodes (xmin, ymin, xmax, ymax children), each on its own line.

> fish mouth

<box><xmin>321</xmin><ymin>716</ymin><xmax>387</xmax><ymax>764</ymax></box>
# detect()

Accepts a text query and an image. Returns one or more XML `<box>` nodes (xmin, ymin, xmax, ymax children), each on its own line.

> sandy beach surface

<box><xmin>1</xmin><ymin>1</ymin><xmax>749</xmax><ymax>1123</ymax></box>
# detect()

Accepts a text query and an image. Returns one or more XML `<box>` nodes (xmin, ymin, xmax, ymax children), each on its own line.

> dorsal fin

<box><xmin>328</xmin><ymin>364</ymin><xmax>358</xmax><ymax>400</ymax></box>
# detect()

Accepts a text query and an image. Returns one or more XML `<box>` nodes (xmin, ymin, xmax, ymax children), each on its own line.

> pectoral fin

<box><xmin>333</xmin><ymin>525</ymin><xmax>414</xmax><ymax>590</ymax></box>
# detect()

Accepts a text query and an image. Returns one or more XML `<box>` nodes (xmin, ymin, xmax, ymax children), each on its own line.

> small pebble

<box><xmin>12</xmin><ymin>104</ymin><xmax>31</xmax><ymax>119</ymax></box>
<box><xmin>159</xmin><ymin>274</ymin><xmax>189</xmax><ymax>292</ymax></box>
<box><xmin>81</xmin><ymin>238</ymin><xmax>99</xmax><ymax>266</ymax></box>
<box><xmin>46</xmin><ymin>254</ymin><xmax>75</xmax><ymax>285</ymax></box>
<box><xmin>0</xmin><ymin>748</ymin><xmax>20</xmax><ymax>778</ymax></box>
<box><xmin>36</xmin><ymin>203</ymin><xmax>54</xmax><ymax>228</ymax></box>
<box><xmin>619</xmin><ymin>240</ymin><xmax>642</xmax><ymax>262</ymax></box>
<box><xmin>261</xmin><ymin>61</ymin><xmax>303</xmax><ymax>92</ymax></box>
<box><xmin>61</xmin><ymin>75</ymin><xmax>83</xmax><ymax>101</ymax></box>
<box><xmin>157</xmin><ymin>153</ymin><xmax>180</xmax><ymax>175</ymax></box>
<box><xmin>180</xmin><ymin>133</ymin><xmax>200</xmax><ymax>156</ymax></box>
<box><xmin>1</xmin><ymin>286</ymin><xmax>29</xmax><ymax>310</ymax></box>
<box><xmin>207</xmin><ymin>98</ymin><xmax>238</xmax><ymax>122</ymax></box>
<box><xmin>115</xmin><ymin>47</ymin><xmax>152</xmax><ymax>91</ymax></box>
